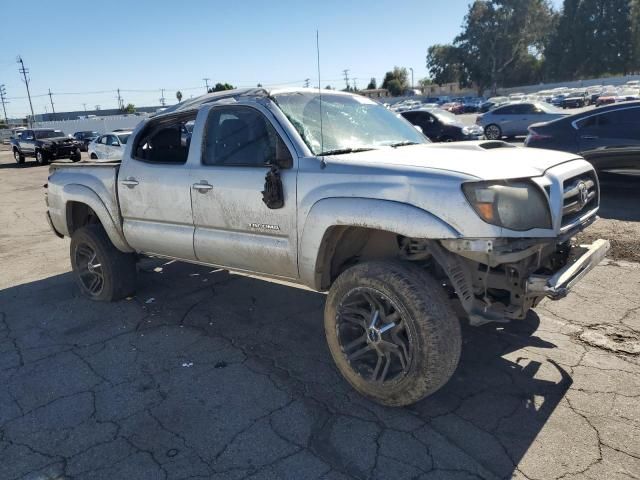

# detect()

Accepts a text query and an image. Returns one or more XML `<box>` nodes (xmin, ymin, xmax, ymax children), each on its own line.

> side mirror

<box><xmin>111</xmin><ymin>141</ymin><xmax>119</xmax><ymax>146</ymax></box>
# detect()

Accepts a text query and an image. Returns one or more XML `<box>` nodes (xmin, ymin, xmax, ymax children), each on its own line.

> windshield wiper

<box><xmin>318</xmin><ymin>147</ymin><xmax>375</xmax><ymax>156</ymax></box>
<box><xmin>388</xmin><ymin>141</ymin><xmax>419</xmax><ymax>148</ymax></box>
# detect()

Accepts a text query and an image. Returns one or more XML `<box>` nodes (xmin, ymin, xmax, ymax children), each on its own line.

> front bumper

<box><xmin>526</xmin><ymin>239</ymin><xmax>610</xmax><ymax>300</ymax></box>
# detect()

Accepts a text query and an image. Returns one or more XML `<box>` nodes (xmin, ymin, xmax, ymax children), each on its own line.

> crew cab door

<box><xmin>190</xmin><ymin>104</ymin><xmax>298</xmax><ymax>278</ymax></box>
<box><xmin>118</xmin><ymin>113</ymin><xmax>197</xmax><ymax>260</ymax></box>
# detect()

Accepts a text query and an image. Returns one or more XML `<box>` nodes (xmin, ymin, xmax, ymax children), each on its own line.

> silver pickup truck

<box><xmin>46</xmin><ymin>88</ymin><xmax>609</xmax><ymax>406</ymax></box>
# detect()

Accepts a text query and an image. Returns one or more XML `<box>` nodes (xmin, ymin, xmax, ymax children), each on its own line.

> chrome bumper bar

<box><xmin>527</xmin><ymin>239</ymin><xmax>610</xmax><ymax>300</ymax></box>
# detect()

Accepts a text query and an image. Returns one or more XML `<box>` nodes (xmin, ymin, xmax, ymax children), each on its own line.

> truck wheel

<box><xmin>13</xmin><ymin>149</ymin><xmax>25</xmax><ymax>164</ymax></box>
<box><xmin>70</xmin><ymin>225</ymin><xmax>137</xmax><ymax>301</ymax></box>
<box><xmin>324</xmin><ymin>260</ymin><xmax>461</xmax><ymax>407</ymax></box>
<box><xmin>90</xmin><ymin>153</ymin><xmax>98</xmax><ymax>160</ymax></box>
<box><xmin>484</xmin><ymin>124</ymin><xmax>502</xmax><ymax>140</ymax></box>
<box><xmin>35</xmin><ymin>150</ymin><xmax>48</xmax><ymax>166</ymax></box>
<box><xmin>70</xmin><ymin>150</ymin><xmax>81</xmax><ymax>162</ymax></box>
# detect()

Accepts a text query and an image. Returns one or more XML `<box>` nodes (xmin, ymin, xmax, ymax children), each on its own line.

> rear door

<box><xmin>491</xmin><ymin>105</ymin><xmax>517</xmax><ymax>135</ymax></box>
<box><xmin>118</xmin><ymin>113</ymin><xmax>197</xmax><ymax>260</ymax></box>
<box><xmin>190</xmin><ymin>103</ymin><xmax>299</xmax><ymax>278</ymax></box>
<box><xmin>578</xmin><ymin>106</ymin><xmax>640</xmax><ymax>169</ymax></box>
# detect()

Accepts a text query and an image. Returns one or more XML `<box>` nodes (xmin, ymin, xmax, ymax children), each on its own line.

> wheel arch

<box><xmin>63</xmin><ymin>184</ymin><xmax>133</xmax><ymax>253</ymax></box>
<box><xmin>298</xmin><ymin>198</ymin><xmax>460</xmax><ymax>290</ymax></box>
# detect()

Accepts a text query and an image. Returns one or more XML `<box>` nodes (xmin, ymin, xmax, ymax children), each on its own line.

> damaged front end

<box><xmin>401</xmin><ymin>235</ymin><xmax>609</xmax><ymax>326</ymax></box>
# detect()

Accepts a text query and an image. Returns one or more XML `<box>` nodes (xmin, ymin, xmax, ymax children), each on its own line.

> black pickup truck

<box><xmin>11</xmin><ymin>128</ymin><xmax>82</xmax><ymax>165</ymax></box>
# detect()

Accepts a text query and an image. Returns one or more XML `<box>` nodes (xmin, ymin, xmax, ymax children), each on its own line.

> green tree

<box><xmin>124</xmin><ymin>103</ymin><xmax>136</xmax><ymax>113</ymax></box>
<box><xmin>426</xmin><ymin>44</ymin><xmax>467</xmax><ymax>85</ymax></box>
<box><xmin>208</xmin><ymin>83</ymin><xmax>235</xmax><ymax>93</ymax></box>
<box><xmin>176</xmin><ymin>90</ymin><xmax>183</xmax><ymax>102</ymax></box>
<box><xmin>381</xmin><ymin>67</ymin><xmax>409</xmax><ymax>95</ymax></box>
<box><xmin>366</xmin><ymin>77</ymin><xmax>377</xmax><ymax>89</ymax></box>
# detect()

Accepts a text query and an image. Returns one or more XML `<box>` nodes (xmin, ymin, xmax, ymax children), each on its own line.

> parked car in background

<box><xmin>11</xmin><ymin>128</ymin><xmax>81</xmax><ymax>165</ymax></box>
<box><xmin>561</xmin><ymin>91</ymin><xmax>589</xmax><ymax>108</ymax></box>
<box><xmin>476</xmin><ymin>102</ymin><xmax>568</xmax><ymax>140</ymax></box>
<box><xmin>596</xmin><ymin>94</ymin><xmax>617</xmax><ymax>107</ymax></box>
<box><xmin>88</xmin><ymin>131</ymin><xmax>132</xmax><ymax>161</ymax></box>
<box><xmin>525</xmin><ymin>101</ymin><xmax>640</xmax><ymax>172</ymax></box>
<box><xmin>401</xmin><ymin>108</ymin><xmax>484</xmax><ymax>142</ymax></box>
<box><xmin>73</xmin><ymin>131</ymin><xmax>100</xmax><ymax>152</ymax></box>
<box><xmin>441</xmin><ymin>102</ymin><xmax>464</xmax><ymax>114</ymax></box>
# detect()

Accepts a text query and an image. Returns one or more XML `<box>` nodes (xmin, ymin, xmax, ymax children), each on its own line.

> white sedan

<box><xmin>88</xmin><ymin>131</ymin><xmax>132</xmax><ymax>161</ymax></box>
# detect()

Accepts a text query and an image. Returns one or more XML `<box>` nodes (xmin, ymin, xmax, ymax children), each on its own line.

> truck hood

<box><xmin>39</xmin><ymin>137</ymin><xmax>76</xmax><ymax>145</ymax></box>
<box><xmin>330</xmin><ymin>142</ymin><xmax>580</xmax><ymax>180</ymax></box>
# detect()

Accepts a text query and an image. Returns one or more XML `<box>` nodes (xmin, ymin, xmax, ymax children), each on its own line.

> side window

<box><xmin>577</xmin><ymin>115</ymin><xmax>599</xmax><ymax>129</ymax></box>
<box><xmin>98</xmin><ymin>136</ymin><xmax>108</xmax><ymax>145</ymax></box>
<box><xmin>495</xmin><ymin>105</ymin><xmax>514</xmax><ymax>115</ymax></box>
<box><xmin>105</xmin><ymin>135</ymin><xmax>117</xmax><ymax>145</ymax></box>
<box><xmin>203</xmin><ymin>106</ymin><xmax>285</xmax><ymax>167</ymax></box>
<box><xmin>133</xmin><ymin>112</ymin><xmax>197</xmax><ymax>164</ymax></box>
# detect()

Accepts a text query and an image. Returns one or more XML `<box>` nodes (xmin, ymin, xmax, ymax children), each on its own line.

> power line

<box><xmin>17</xmin><ymin>56</ymin><xmax>35</xmax><ymax>125</ymax></box>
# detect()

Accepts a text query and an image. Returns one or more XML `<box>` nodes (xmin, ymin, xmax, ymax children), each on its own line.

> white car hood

<box><xmin>332</xmin><ymin>142</ymin><xmax>581</xmax><ymax>180</ymax></box>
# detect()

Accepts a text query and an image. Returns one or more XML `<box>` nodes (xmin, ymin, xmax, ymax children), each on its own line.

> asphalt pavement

<box><xmin>1</xmin><ymin>150</ymin><xmax>639</xmax><ymax>480</ymax></box>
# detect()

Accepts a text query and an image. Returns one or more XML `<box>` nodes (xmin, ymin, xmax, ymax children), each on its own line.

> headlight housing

<box><xmin>462</xmin><ymin>180</ymin><xmax>551</xmax><ymax>231</ymax></box>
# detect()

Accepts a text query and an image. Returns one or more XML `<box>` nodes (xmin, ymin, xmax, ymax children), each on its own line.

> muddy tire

<box><xmin>70</xmin><ymin>225</ymin><xmax>137</xmax><ymax>301</ymax></box>
<box><xmin>324</xmin><ymin>260</ymin><xmax>461</xmax><ymax>407</ymax></box>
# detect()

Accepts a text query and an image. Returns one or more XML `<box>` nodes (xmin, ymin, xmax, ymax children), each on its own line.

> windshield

<box><xmin>35</xmin><ymin>130</ymin><xmax>65</xmax><ymax>139</ymax></box>
<box><xmin>273</xmin><ymin>92</ymin><xmax>428</xmax><ymax>155</ymax></box>
<box><xmin>117</xmin><ymin>134</ymin><xmax>131</xmax><ymax>145</ymax></box>
<box><xmin>431</xmin><ymin>109</ymin><xmax>459</xmax><ymax>124</ymax></box>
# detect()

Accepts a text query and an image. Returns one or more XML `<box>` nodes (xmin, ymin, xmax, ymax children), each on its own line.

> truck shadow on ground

<box><xmin>0</xmin><ymin>259</ymin><xmax>570</xmax><ymax>480</ymax></box>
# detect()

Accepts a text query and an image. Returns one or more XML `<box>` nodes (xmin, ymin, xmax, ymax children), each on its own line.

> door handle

<box><xmin>192</xmin><ymin>182</ymin><xmax>213</xmax><ymax>192</ymax></box>
<box><xmin>581</xmin><ymin>135</ymin><xmax>598</xmax><ymax>140</ymax></box>
<box><xmin>121</xmin><ymin>178</ymin><xmax>139</xmax><ymax>188</ymax></box>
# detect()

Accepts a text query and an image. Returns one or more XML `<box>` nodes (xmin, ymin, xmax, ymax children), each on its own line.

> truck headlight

<box><xmin>462</xmin><ymin>180</ymin><xmax>551</xmax><ymax>230</ymax></box>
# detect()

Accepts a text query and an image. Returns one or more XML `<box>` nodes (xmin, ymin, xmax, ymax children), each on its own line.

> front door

<box><xmin>19</xmin><ymin>130</ymin><xmax>35</xmax><ymax>155</ymax></box>
<box><xmin>118</xmin><ymin>115</ymin><xmax>197</xmax><ymax>260</ymax></box>
<box><xmin>190</xmin><ymin>104</ymin><xmax>298</xmax><ymax>278</ymax></box>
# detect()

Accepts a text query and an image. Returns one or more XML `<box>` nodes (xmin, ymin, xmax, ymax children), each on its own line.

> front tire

<box><xmin>70</xmin><ymin>225</ymin><xmax>137</xmax><ymax>301</ymax></box>
<box><xmin>13</xmin><ymin>149</ymin><xmax>25</xmax><ymax>164</ymax></box>
<box><xmin>35</xmin><ymin>150</ymin><xmax>48</xmax><ymax>166</ymax></box>
<box><xmin>70</xmin><ymin>149</ymin><xmax>81</xmax><ymax>162</ymax></box>
<box><xmin>324</xmin><ymin>260</ymin><xmax>461</xmax><ymax>407</ymax></box>
<box><xmin>90</xmin><ymin>153</ymin><xmax>98</xmax><ymax>160</ymax></box>
<box><xmin>484</xmin><ymin>124</ymin><xmax>502</xmax><ymax>140</ymax></box>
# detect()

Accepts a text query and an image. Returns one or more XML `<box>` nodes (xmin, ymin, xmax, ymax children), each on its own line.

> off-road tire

<box><xmin>90</xmin><ymin>153</ymin><xmax>98</xmax><ymax>160</ymax></box>
<box><xmin>70</xmin><ymin>225</ymin><xmax>137</xmax><ymax>301</ymax></box>
<box><xmin>324</xmin><ymin>260</ymin><xmax>461</xmax><ymax>407</ymax></box>
<box><xmin>13</xmin><ymin>148</ymin><xmax>25</xmax><ymax>164</ymax></box>
<box><xmin>35</xmin><ymin>149</ymin><xmax>48</xmax><ymax>166</ymax></box>
<box><xmin>484</xmin><ymin>124</ymin><xmax>502</xmax><ymax>140</ymax></box>
<box><xmin>70</xmin><ymin>150</ymin><xmax>82</xmax><ymax>162</ymax></box>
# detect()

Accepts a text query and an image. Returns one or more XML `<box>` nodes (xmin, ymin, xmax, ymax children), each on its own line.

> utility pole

<box><xmin>117</xmin><ymin>88</ymin><xmax>123</xmax><ymax>110</ymax></box>
<box><xmin>47</xmin><ymin>89</ymin><xmax>56</xmax><ymax>117</ymax></box>
<box><xmin>342</xmin><ymin>69</ymin><xmax>350</xmax><ymax>90</ymax></box>
<box><xmin>82</xmin><ymin>103</ymin><xmax>87</xmax><ymax>112</ymax></box>
<box><xmin>0</xmin><ymin>85</ymin><xmax>9</xmax><ymax>124</ymax></box>
<box><xmin>353</xmin><ymin>78</ymin><xmax>358</xmax><ymax>91</ymax></box>
<box><xmin>159</xmin><ymin>88</ymin><xmax>166</xmax><ymax>107</ymax></box>
<box><xmin>17</xmin><ymin>56</ymin><xmax>35</xmax><ymax>126</ymax></box>
<box><xmin>304</xmin><ymin>78</ymin><xmax>310</xmax><ymax>88</ymax></box>
<box><xmin>203</xmin><ymin>78</ymin><xmax>211</xmax><ymax>92</ymax></box>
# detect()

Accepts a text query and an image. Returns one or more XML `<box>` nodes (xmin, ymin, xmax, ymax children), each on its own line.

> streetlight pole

<box><xmin>409</xmin><ymin>67</ymin><xmax>414</xmax><ymax>90</ymax></box>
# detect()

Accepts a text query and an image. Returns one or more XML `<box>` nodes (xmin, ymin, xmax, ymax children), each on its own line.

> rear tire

<box><xmin>70</xmin><ymin>225</ymin><xmax>137</xmax><ymax>301</ymax></box>
<box><xmin>484</xmin><ymin>124</ymin><xmax>502</xmax><ymax>140</ymax></box>
<box><xmin>324</xmin><ymin>260</ymin><xmax>461</xmax><ymax>407</ymax></box>
<box><xmin>13</xmin><ymin>149</ymin><xmax>25</xmax><ymax>164</ymax></box>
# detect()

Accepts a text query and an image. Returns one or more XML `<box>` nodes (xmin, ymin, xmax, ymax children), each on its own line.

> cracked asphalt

<box><xmin>1</xmin><ymin>150</ymin><xmax>639</xmax><ymax>480</ymax></box>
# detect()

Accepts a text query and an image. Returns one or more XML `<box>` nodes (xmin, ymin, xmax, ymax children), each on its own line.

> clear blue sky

<box><xmin>0</xmin><ymin>0</ymin><xmax>563</xmax><ymax>118</ymax></box>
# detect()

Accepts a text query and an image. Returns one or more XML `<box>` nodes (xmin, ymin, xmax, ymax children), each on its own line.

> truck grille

<box><xmin>561</xmin><ymin>171</ymin><xmax>598</xmax><ymax>228</ymax></box>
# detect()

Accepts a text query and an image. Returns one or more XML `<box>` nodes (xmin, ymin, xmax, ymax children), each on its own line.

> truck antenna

<box><xmin>316</xmin><ymin>30</ymin><xmax>325</xmax><ymax>165</ymax></box>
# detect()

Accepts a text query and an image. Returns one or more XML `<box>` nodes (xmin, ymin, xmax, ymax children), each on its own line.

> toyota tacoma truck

<box><xmin>45</xmin><ymin>88</ymin><xmax>609</xmax><ymax>406</ymax></box>
<box><xmin>12</xmin><ymin>128</ymin><xmax>82</xmax><ymax>165</ymax></box>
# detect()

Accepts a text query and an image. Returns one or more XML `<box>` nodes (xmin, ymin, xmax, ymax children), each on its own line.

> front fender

<box><xmin>62</xmin><ymin>184</ymin><xmax>133</xmax><ymax>252</ymax></box>
<box><xmin>298</xmin><ymin>197</ymin><xmax>460</xmax><ymax>289</ymax></box>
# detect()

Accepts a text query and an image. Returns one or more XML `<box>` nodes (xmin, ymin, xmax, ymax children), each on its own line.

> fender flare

<box><xmin>62</xmin><ymin>184</ymin><xmax>133</xmax><ymax>253</ymax></box>
<box><xmin>298</xmin><ymin>197</ymin><xmax>460</xmax><ymax>289</ymax></box>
